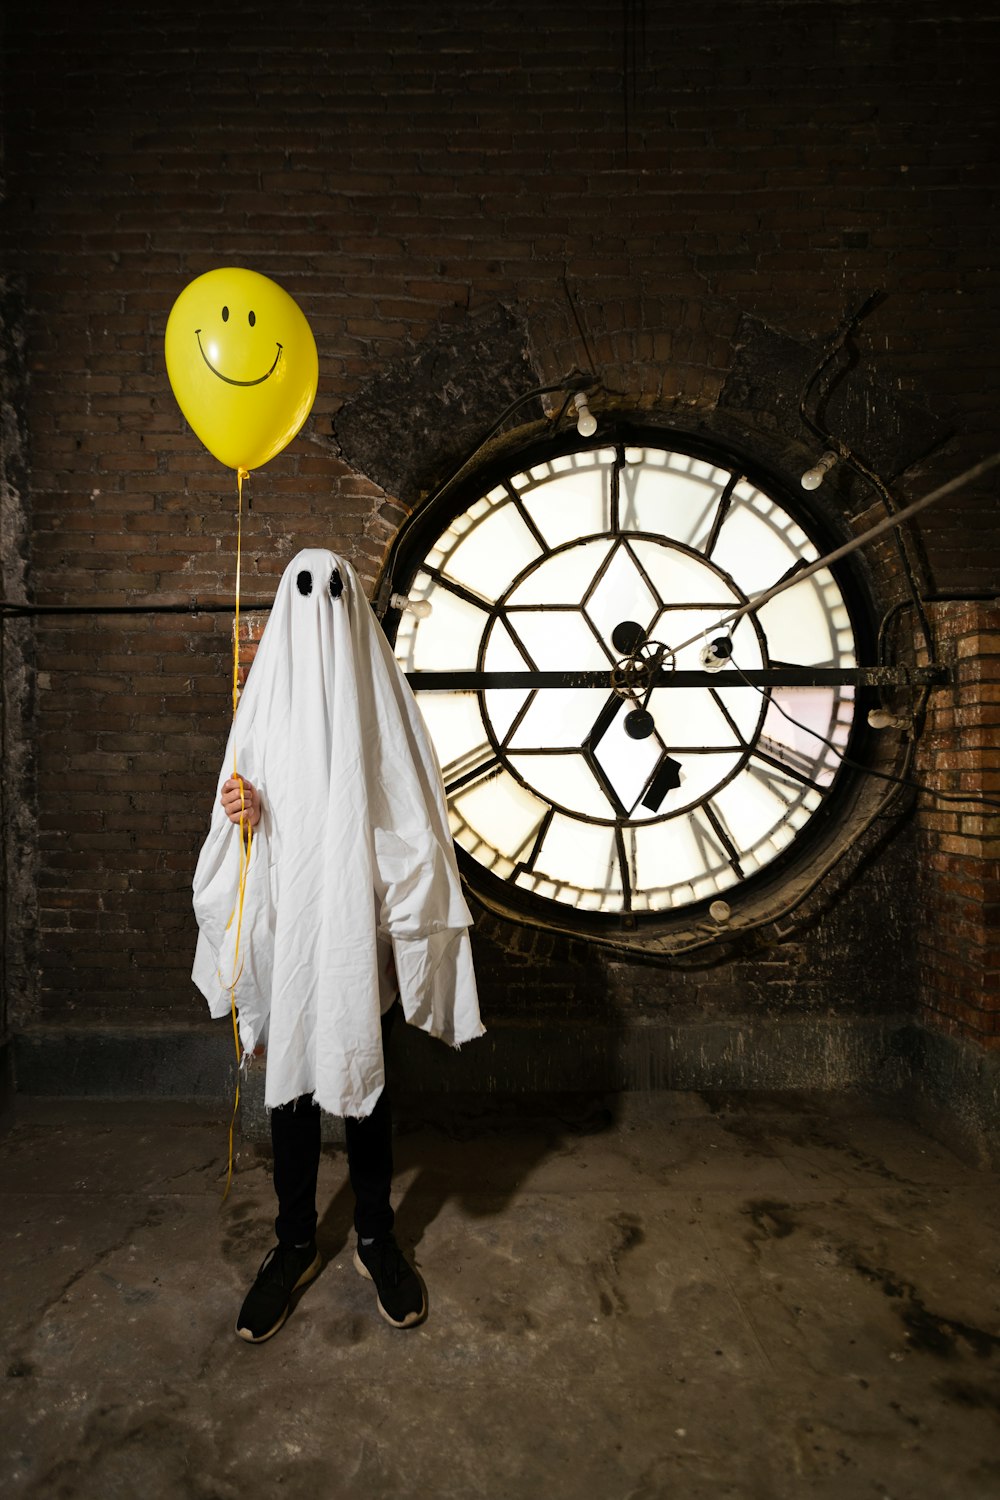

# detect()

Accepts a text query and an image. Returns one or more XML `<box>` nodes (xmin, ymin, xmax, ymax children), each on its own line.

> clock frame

<box><xmin>385</xmin><ymin>427</ymin><xmax>886</xmax><ymax>939</ymax></box>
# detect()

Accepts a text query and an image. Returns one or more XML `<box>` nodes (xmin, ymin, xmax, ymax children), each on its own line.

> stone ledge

<box><xmin>11</xmin><ymin>1012</ymin><xmax>910</xmax><ymax>1108</ymax></box>
<box><xmin>12</xmin><ymin>1016</ymin><xmax>997</xmax><ymax>1164</ymax></box>
<box><xmin>11</xmin><ymin>1023</ymin><xmax>237</xmax><ymax>1105</ymax></box>
<box><xmin>894</xmin><ymin>1023</ymin><xmax>1000</xmax><ymax>1171</ymax></box>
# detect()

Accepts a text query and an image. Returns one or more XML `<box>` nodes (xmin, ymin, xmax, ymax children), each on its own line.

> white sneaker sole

<box><xmin>353</xmin><ymin>1248</ymin><xmax>427</xmax><ymax>1328</ymax></box>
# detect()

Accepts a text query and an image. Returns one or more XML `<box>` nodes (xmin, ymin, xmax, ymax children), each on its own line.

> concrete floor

<box><xmin>1</xmin><ymin>1090</ymin><xmax>998</xmax><ymax>1500</ymax></box>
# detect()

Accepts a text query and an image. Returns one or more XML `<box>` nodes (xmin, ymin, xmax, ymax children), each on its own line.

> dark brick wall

<box><xmin>915</xmin><ymin>602</ymin><xmax>1000</xmax><ymax>1051</ymax></box>
<box><xmin>1</xmin><ymin>2</ymin><xmax>996</xmax><ymax>1056</ymax></box>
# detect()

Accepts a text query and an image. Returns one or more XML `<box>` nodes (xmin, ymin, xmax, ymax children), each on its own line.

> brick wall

<box><xmin>1</xmin><ymin>1</ymin><xmax>997</xmax><ymax>1064</ymax></box>
<box><xmin>915</xmin><ymin>602</ymin><xmax>1000</xmax><ymax>1050</ymax></box>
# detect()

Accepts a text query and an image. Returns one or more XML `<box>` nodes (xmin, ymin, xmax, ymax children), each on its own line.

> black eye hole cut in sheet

<box><xmin>296</xmin><ymin>567</ymin><xmax>343</xmax><ymax>600</ymax></box>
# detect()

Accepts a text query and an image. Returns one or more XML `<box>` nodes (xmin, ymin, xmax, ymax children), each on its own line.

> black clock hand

<box><xmin>587</xmin><ymin>626</ymin><xmax>684</xmax><ymax>814</ymax></box>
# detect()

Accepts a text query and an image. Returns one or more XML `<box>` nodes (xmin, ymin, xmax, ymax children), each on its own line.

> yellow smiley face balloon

<box><xmin>164</xmin><ymin>268</ymin><xmax>318</xmax><ymax>473</ymax></box>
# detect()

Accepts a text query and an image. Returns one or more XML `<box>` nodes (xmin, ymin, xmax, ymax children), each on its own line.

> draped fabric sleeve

<box><xmin>357</xmin><ymin>590</ymin><xmax>485</xmax><ymax>1050</ymax></box>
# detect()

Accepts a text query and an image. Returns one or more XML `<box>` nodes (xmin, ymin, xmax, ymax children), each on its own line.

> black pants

<box><xmin>270</xmin><ymin>1004</ymin><xmax>397</xmax><ymax>1246</ymax></box>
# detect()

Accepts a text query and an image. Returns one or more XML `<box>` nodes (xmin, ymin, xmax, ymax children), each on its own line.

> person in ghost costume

<box><xmin>192</xmin><ymin>549</ymin><xmax>484</xmax><ymax>1341</ymax></box>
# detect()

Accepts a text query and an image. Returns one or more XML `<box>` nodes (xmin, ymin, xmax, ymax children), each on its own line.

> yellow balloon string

<box><xmin>232</xmin><ymin>470</ymin><xmax>246</xmax><ymax>724</ymax></box>
<box><xmin>222</xmin><ymin>468</ymin><xmax>253</xmax><ymax>1202</ymax></box>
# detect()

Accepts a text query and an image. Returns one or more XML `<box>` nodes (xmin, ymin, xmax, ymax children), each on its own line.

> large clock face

<box><xmin>392</xmin><ymin>440</ymin><xmax>865</xmax><ymax>925</ymax></box>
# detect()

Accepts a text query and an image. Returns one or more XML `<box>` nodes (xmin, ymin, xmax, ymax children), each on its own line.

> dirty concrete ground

<box><xmin>1</xmin><ymin>1089</ymin><xmax>998</xmax><ymax>1500</ymax></box>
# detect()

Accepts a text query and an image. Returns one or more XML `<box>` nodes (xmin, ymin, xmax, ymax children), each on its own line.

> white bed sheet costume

<box><xmin>192</xmin><ymin>549</ymin><xmax>484</xmax><ymax>1118</ymax></box>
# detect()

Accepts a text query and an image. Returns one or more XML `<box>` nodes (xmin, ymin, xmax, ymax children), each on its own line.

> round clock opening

<box><xmin>386</xmin><ymin>432</ymin><xmax>876</xmax><ymax>938</ymax></box>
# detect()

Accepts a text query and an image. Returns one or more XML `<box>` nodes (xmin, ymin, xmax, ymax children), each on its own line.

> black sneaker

<box><xmin>353</xmin><ymin>1234</ymin><xmax>426</xmax><ymax>1328</ymax></box>
<box><xmin>235</xmin><ymin>1241</ymin><xmax>322</xmax><ymax>1343</ymax></box>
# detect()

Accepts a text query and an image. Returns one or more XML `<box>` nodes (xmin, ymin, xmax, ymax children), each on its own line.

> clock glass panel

<box><xmin>394</xmin><ymin>443</ymin><xmax>860</xmax><ymax>920</ymax></box>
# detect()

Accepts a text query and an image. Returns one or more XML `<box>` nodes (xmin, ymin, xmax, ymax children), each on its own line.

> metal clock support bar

<box><xmin>405</xmin><ymin>665</ymin><xmax>950</xmax><ymax>691</ymax></box>
<box><xmin>661</xmin><ymin>451</ymin><xmax>1000</xmax><ymax>661</ymax></box>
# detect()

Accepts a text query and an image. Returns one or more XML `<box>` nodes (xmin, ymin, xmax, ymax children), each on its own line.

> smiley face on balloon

<box><xmin>165</xmin><ymin>268</ymin><xmax>318</xmax><ymax>473</ymax></box>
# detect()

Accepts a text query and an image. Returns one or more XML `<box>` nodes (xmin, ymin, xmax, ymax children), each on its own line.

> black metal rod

<box><xmin>405</xmin><ymin>665</ymin><xmax>949</xmax><ymax>690</ymax></box>
<box><xmin>0</xmin><ymin>601</ymin><xmax>268</xmax><ymax>617</ymax></box>
<box><xmin>663</xmin><ymin>451</ymin><xmax>1000</xmax><ymax>659</ymax></box>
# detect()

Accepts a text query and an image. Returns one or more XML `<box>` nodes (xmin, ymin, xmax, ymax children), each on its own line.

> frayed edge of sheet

<box><xmin>447</xmin><ymin>1022</ymin><xmax>487</xmax><ymax>1052</ymax></box>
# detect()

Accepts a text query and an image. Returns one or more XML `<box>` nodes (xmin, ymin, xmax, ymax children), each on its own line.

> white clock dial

<box><xmin>394</xmin><ymin>442</ymin><xmax>861</xmax><ymax>922</ymax></box>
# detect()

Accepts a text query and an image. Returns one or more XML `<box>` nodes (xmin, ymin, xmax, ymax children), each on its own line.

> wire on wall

<box><xmin>561</xmin><ymin>271</ymin><xmax>599</xmax><ymax>379</ymax></box>
<box><xmin>797</xmin><ymin>290</ymin><xmax>940</xmax><ymax>669</ymax></box>
<box><xmin>622</xmin><ymin>0</ymin><xmax>648</xmax><ymax>159</ymax></box>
